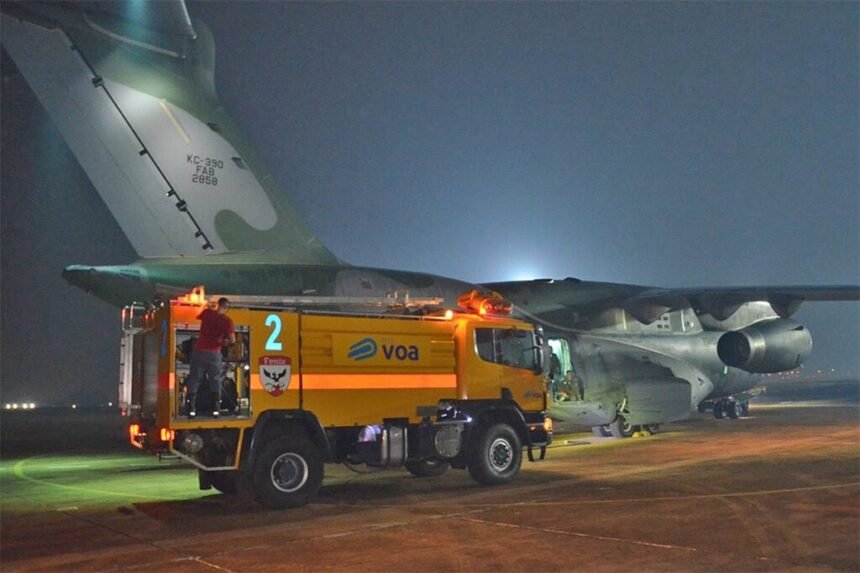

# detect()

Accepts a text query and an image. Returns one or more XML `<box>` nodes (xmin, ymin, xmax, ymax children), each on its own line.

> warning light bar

<box><xmin>456</xmin><ymin>290</ymin><xmax>513</xmax><ymax>317</ymax></box>
<box><xmin>177</xmin><ymin>285</ymin><xmax>207</xmax><ymax>306</ymax></box>
<box><xmin>160</xmin><ymin>428</ymin><xmax>175</xmax><ymax>442</ymax></box>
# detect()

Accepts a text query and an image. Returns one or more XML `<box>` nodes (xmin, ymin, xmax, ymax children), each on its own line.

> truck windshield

<box><xmin>475</xmin><ymin>328</ymin><xmax>539</xmax><ymax>371</ymax></box>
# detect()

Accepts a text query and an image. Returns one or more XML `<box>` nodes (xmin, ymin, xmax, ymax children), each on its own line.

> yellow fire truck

<box><xmin>121</xmin><ymin>288</ymin><xmax>552</xmax><ymax>508</ymax></box>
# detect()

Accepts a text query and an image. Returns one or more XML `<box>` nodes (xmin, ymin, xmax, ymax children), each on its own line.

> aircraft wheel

<box><xmin>697</xmin><ymin>402</ymin><xmax>708</xmax><ymax>414</ymax></box>
<box><xmin>608</xmin><ymin>416</ymin><xmax>634</xmax><ymax>438</ymax></box>
<box><xmin>405</xmin><ymin>458</ymin><xmax>449</xmax><ymax>478</ymax></box>
<box><xmin>644</xmin><ymin>424</ymin><xmax>660</xmax><ymax>433</ymax></box>
<box><xmin>713</xmin><ymin>402</ymin><xmax>725</xmax><ymax>419</ymax></box>
<box><xmin>467</xmin><ymin>423</ymin><xmax>522</xmax><ymax>486</ymax></box>
<box><xmin>741</xmin><ymin>401</ymin><xmax>750</xmax><ymax>415</ymax></box>
<box><xmin>592</xmin><ymin>425</ymin><xmax>612</xmax><ymax>438</ymax></box>
<box><xmin>727</xmin><ymin>400</ymin><xmax>741</xmax><ymax>419</ymax></box>
<box><xmin>253</xmin><ymin>435</ymin><xmax>323</xmax><ymax>509</ymax></box>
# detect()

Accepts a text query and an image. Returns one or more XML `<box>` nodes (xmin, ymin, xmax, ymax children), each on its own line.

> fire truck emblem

<box><xmin>260</xmin><ymin>356</ymin><xmax>291</xmax><ymax>396</ymax></box>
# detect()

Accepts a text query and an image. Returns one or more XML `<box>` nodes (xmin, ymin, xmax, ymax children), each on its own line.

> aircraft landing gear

<box><xmin>726</xmin><ymin>400</ymin><xmax>742</xmax><ymax>419</ymax></box>
<box><xmin>592</xmin><ymin>425</ymin><xmax>612</xmax><ymax>438</ymax></box>
<box><xmin>608</xmin><ymin>415</ymin><xmax>634</xmax><ymax>438</ymax></box>
<box><xmin>711</xmin><ymin>398</ymin><xmax>749</xmax><ymax>420</ymax></box>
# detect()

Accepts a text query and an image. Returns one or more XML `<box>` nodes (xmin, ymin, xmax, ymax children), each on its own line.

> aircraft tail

<box><xmin>1</xmin><ymin>1</ymin><xmax>339</xmax><ymax>264</ymax></box>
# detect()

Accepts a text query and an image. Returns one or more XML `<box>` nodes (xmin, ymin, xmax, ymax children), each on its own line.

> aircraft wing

<box><xmin>485</xmin><ymin>280</ymin><xmax>860</xmax><ymax>326</ymax></box>
<box><xmin>624</xmin><ymin>285</ymin><xmax>860</xmax><ymax>322</ymax></box>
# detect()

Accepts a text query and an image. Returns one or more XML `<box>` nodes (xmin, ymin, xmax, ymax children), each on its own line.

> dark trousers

<box><xmin>185</xmin><ymin>349</ymin><xmax>222</xmax><ymax>413</ymax></box>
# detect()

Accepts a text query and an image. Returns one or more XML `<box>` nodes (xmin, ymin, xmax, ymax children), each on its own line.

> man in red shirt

<box><xmin>185</xmin><ymin>297</ymin><xmax>235</xmax><ymax>417</ymax></box>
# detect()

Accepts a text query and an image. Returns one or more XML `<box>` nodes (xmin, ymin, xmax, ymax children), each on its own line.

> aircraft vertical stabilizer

<box><xmin>1</xmin><ymin>2</ymin><xmax>339</xmax><ymax>264</ymax></box>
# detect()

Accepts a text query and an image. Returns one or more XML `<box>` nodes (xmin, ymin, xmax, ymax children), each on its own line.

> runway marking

<box><xmin>177</xmin><ymin>506</ymin><xmax>498</xmax><ymax>557</ymax></box>
<box><xmin>11</xmin><ymin>457</ymin><xmax>199</xmax><ymax>502</ymax></box>
<box><xmin>321</xmin><ymin>521</ymin><xmax>408</xmax><ymax>539</ymax></box>
<box><xmin>314</xmin><ymin>481</ymin><xmax>860</xmax><ymax>512</ymax></box>
<box><xmin>182</xmin><ymin>556</ymin><xmax>236</xmax><ymax>572</ymax></box>
<box><xmin>516</xmin><ymin>481</ymin><xmax>860</xmax><ymax>507</ymax></box>
<box><xmin>457</xmin><ymin>516</ymin><xmax>698</xmax><ymax>552</ymax></box>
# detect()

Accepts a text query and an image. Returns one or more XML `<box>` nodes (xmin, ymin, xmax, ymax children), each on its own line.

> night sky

<box><xmin>1</xmin><ymin>1</ymin><xmax>858</xmax><ymax>405</ymax></box>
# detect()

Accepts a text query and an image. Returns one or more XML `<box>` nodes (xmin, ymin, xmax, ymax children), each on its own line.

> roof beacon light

<box><xmin>179</xmin><ymin>285</ymin><xmax>207</xmax><ymax>306</ymax></box>
<box><xmin>456</xmin><ymin>290</ymin><xmax>513</xmax><ymax>317</ymax></box>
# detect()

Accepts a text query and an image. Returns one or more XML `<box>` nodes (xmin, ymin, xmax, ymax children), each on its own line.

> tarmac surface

<box><xmin>1</xmin><ymin>380</ymin><xmax>859</xmax><ymax>572</ymax></box>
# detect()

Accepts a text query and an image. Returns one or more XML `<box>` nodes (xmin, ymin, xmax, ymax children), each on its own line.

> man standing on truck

<box><xmin>185</xmin><ymin>297</ymin><xmax>235</xmax><ymax>417</ymax></box>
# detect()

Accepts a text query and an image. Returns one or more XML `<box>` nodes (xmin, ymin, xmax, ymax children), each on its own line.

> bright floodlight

<box><xmin>29</xmin><ymin>403</ymin><xmax>36</xmax><ymax>409</ymax></box>
<box><xmin>12</xmin><ymin>403</ymin><xmax>19</xmax><ymax>409</ymax></box>
<box><xmin>72</xmin><ymin>404</ymin><xmax>77</xmax><ymax>409</ymax></box>
<box><xmin>4</xmin><ymin>404</ymin><xmax>10</xmax><ymax>410</ymax></box>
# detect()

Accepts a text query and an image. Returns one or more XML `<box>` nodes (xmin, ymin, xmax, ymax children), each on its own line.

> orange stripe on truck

<box><xmin>302</xmin><ymin>373</ymin><xmax>456</xmax><ymax>390</ymax></box>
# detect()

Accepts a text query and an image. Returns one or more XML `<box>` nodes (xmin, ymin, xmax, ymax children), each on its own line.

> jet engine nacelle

<box><xmin>717</xmin><ymin>318</ymin><xmax>812</xmax><ymax>373</ymax></box>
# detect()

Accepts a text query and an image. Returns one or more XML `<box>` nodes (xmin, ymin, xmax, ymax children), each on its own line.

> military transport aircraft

<box><xmin>3</xmin><ymin>1</ymin><xmax>857</xmax><ymax>437</ymax></box>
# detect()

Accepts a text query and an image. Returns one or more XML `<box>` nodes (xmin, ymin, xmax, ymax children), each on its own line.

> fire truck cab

<box><xmin>121</xmin><ymin>288</ymin><xmax>552</xmax><ymax>508</ymax></box>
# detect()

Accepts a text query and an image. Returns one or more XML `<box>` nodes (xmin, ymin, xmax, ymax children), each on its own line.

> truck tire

<box><xmin>253</xmin><ymin>435</ymin><xmax>323</xmax><ymax>509</ymax></box>
<box><xmin>405</xmin><ymin>458</ymin><xmax>449</xmax><ymax>478</ymax></box>
<box><xmin>467</xmin><ymin>423</ymin><xmax>522</xmax><ymax>486</ymax></box>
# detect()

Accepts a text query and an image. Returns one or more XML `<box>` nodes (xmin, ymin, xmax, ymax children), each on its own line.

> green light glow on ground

<box><xmin>0</xmin><ymin>453</ymin><xmax>215</xmax><ymax>513</ymax></box>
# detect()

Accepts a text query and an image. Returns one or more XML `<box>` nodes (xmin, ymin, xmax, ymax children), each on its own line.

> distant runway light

<box><xmin>72</xmin><ymin>404</ymin><xmax>77</xmax><ymax>409</ymax></box>
<box><xmin>108</xmin><ymin>402</ymin><xmax>113</xmax><ymax>407</ymax></box>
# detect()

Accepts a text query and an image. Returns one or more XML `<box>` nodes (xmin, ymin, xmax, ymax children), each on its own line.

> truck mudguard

<box><xmin>245</xmin><ymin>410</ymin><xmax>333</xmax><ymax>467</ymax></box>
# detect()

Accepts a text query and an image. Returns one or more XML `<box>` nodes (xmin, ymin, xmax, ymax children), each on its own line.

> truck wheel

<box><xmin>405</xmin><ymin>458</ymin><xmax>449</xmax><ymax>478</ymax></box>
<box><xmin>253</xmin><ymin>435</ymin><xmax>323</xmax><ymax>509</ymax></box>
<box><xmin>467</xmin><ymin>423</ymin><xmax>522</xmax><ymax>486</ymax></box>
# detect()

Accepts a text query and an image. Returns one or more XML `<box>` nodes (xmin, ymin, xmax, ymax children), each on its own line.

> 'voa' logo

<box><xmin>348</xmin><ymin>337</ymin><xmax>419</xmax><ymax>361</ymax></box>
<box><xmin>382</xmin><ymin>344</ymin><xmax>419</xmax><ymax>361</ymax></box>
<box><xmin>348</xmin><ymin>337</ymin><xmax>378</xmax><ymax>361</ymax></box>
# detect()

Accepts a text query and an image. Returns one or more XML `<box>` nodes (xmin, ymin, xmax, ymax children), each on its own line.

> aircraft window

<box><xmin>474</xmin><ymin>328</ymin><xmax>538</xmax><ymax>371</ymax></box>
